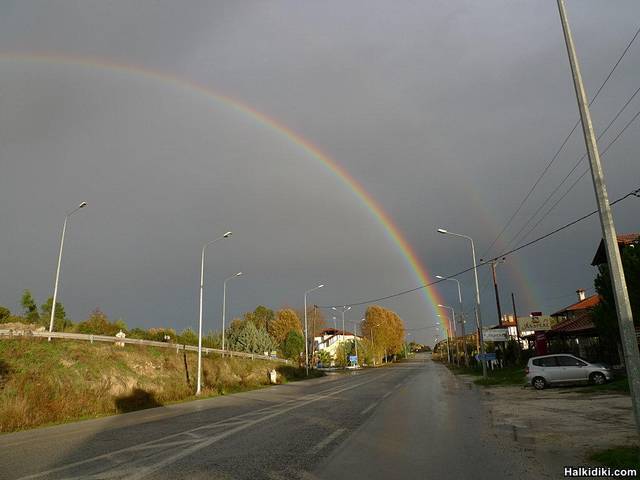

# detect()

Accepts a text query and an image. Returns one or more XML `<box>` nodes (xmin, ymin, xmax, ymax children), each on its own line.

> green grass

<box><xmin>446</xmin><ymin>363</ymin><xmax>526</xmax><ymax>386</ymax></box>
<box><xmin>590</xmin><ymin>446</ymin><xmax>640</xmax><ymax>469</ymax></box>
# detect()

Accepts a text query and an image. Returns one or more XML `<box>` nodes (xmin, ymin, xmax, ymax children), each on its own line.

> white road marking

<box><xmin>19</xmin><ymin>372</ymin><xmax>390</xmax><ymax>480</ymax></box>
<box><xmin>306</xmin><ymin>428</ymin><xmax>346</xmax><ymax>455</ymax></box>
<box><xmin>360</xmin><ymin>402</ymin><xmax>378</xmax><ymax>415</ymax></box>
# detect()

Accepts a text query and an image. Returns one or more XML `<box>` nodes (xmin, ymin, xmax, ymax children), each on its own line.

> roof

<box><xmin>551</xmin><ymin>294</ymin><xmax>601</xmax><ymax>317</ymax></box>
<box><xmin>547</xmin><ymin>311</ymin><xmax>595</xmax><ymax>335</ymax></box>
<box><xmin>317</xmin><ymin>328</ymin><xmax>356</xmax><ymax>337</ymax></box>
<box><xmin>591</xmin><ymin>233</ymin><xmax>640</xmax><ymax>266</ymax></box>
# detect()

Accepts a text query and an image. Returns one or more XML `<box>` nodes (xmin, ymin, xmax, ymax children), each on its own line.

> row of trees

<box><xmin>2</xmin><ymin>291</ymin><xmax>408</xmax><ymax>365</ymax></box>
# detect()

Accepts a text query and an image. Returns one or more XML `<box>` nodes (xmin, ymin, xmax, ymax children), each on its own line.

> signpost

<box><xmin>475</xmin><ymin>353</ymin><xmax>496</xmax><ymax>362</ymax></box>
<box><xmin>517</xmin><ymin>315</ymin><xmax>556</xmax><ymax>332</ymax></box>
<box><xmin>349</xmin><ymin>355</ymin><xmax>358</xmax><ymax>365</ymax></box>
<box><xmin>483</xmin><ymin>328</ymin><xmax>508</xmax><ymax>342</ymax></box>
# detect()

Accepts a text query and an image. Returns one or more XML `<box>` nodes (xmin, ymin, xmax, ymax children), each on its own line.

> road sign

<box><xmin>483</xmin><ymin>328</ymin><xmax>508</xmax><ymax>342</ymax></box>
<box><xmin>475</xmin><ymin>353</ymin><xmax>497</xmax><ymax>362</ymax></box>
<box><xmin>349</xmin><ymin>355</ymin><xmax>358</xmax><ymax>363</ymax></box>
<box><xmin>518</xmin><ymin>315</ymin><xmax>556</xmax><ymax>332</ymax></box>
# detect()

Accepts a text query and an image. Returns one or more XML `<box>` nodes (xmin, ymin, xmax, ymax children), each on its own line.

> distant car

<box><xmin>526</xmin><ymin>354</ymin><xmax>613</xmax><ymax>390</ymax></box>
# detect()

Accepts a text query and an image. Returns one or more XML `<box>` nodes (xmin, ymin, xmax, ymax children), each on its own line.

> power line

<box><xmin>517</xmin><ymin>107</ymin><xmax>640</xmax><ymax>243</ymax></box>
<box><xmin>317</xmin><ymin>187</ymin><xmax>639</xmax><ymax>309</ymax></box>
<box><xmin>481</xmin><ymin>25</ymin><xmax>640</xmax><ymax>258</ymax></box>
<box><xmin>507</xmin><ymin>87</ymin><xmax>640</xmax><ymax>247</ymax></box>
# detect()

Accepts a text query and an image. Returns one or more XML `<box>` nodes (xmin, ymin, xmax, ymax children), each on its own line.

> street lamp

<box><xmin>438</xmin><ymin>304</ymin><xmax>456</xmax><ymax>365</ymax></box>
<box><xmin>48</xmin><ymin>202</ymin><xmax>87</xmax><ymax>340</ymax></box>
<box><xmin>196</xmin><ymin>231</ymin><xmax>232</xmax><ymax>396</ymax></box>
<box><xmin>437</xmin><ymin>227</ymin><xmax>487</xmax><ymax>377</ymax></box>
<box><xmin>436</xmin><ymin>275</ymin><xmax>468</xmax><ymax>366</ymax></box>
<box><xmin>222</xmin><ymin>272</ymin><xmax>243</xmax><ymax>356</ymax></box>
<box><xmin>437</xmin><ymin>314</ymin><xmax>452</xmax><ymax>364</ymax></box>
<box><xmin>304</xmin><ymin>284</ymin><xmax>324</xmax><ymax>375</ymax></box>
<box><xmin>332</xmin><ymin>306</ymin><xmax>351</xmax><ymax>367</ymax></box>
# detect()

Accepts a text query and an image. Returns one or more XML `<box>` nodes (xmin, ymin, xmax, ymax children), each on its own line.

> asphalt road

<box><xmin>0</xmin><ymin>354</ymin><xmax>548</xmax><ymax>480</ymax></box>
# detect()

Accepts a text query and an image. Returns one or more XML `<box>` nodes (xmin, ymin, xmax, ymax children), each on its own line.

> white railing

<box><xmin>0</xmin><ymin>329</ymin><xmax>289</xmax><ymax>364</ymax></box>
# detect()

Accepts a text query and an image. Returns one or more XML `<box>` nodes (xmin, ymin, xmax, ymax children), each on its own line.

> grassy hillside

<box><xmin>0</xmin><ymin>338</ymin><xmax>311</xmax><ymax>433</ymax></box>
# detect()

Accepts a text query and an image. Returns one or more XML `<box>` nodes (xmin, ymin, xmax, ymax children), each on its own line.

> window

<box><xmin>533</xmin><ymin>357</ymin><xmax>558</xmax><ymax>367</ymax></box>
<box><xmin>557</xmin><ymin>356</ymin><xmax>587</xmax><ymax>367</ymax></box>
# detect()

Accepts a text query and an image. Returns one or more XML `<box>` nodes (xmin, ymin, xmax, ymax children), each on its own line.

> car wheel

<box><xmin>532</xmin><ymin>377</ymin><xmax>546</xmax><ymax>390</ymax></box>
<box><xmin>590</xmin><ymin>372</ymin><xmax>606</xmax><ymax>385</ymax></box>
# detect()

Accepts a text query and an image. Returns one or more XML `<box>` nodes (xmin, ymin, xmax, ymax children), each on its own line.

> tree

<box><xmin>593</xmin><ymin>239</ymin><xmax>640</xmax><ymax>362</ymax></box>
<box><xmin>295</xmin><ymin>305</ymin><xmax>327</xmax><ymax>337</ymax></box>
<box><xmin>244</xmin><ymin>305</ymin><xmax>275</xmax><ymax>331</ymax></box>
<box><xmin>177</xmin><ymin>328</ymin><xmax>198</xmax><ymax>346</ymax></box>
<box><xmin>282</xmin><ymin>330</ymin><xmax>304</xmax><ymax>362</ymax></box>
<box><xmin>227</xmin><ymin>320</ymin><xmax>276</xmax><ymax>354</ymax></box>
<box><xmin>361</xmin><ymin>305</ymin><xmax>406</xmax><ymax>363</ymax></box>
<box><xmin>268</xmin><ymin>309</ymin><xmax>302</xmax><ymax>345</ymax></box>
<box><xmin>40</xmin><ymin>297</ymin><xmax>72</xmax><ymax>331</ymax></box>
<box><xmin>0</xmin><ymin>305</ymin><xmax>10</xmax><ymax>324</ymax></box>
<box><xmin>21</xmin><ymin>290</ymin><xmax>39</xmax><ymax>324</ymax></box>
<box><xmin>76</xmin><ymin>308</ymin><xmax>117</xmax><ymax>335</ymax></box>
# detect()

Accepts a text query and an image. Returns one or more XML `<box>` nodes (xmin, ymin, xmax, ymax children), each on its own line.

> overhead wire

<box><xmin>317</xmin><ymin>187</ymin><xmax>639</xmax><ymax>308</ymax></box>
<box><xmin>480</xmin><ymin>25</ymin><xmax>640</xmax><ymax>259</ymax></box>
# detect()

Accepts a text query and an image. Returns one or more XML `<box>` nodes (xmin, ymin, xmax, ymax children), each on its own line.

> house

<box><xmin>591</xmin><ymin>233</ymin><xmax>640</xmax><ymax>266</ymax></box>
<box><xmin>313</xmin><ymin>328</ymin><xmax>361</xmax><ymax>364</ymax></box>
<box><xmin>545</xmin><ymin>289</ymin><xmax>604</xmax><ymax>361</ymax></box>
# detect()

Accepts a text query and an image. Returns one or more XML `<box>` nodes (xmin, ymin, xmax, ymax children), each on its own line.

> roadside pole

<box><xmin>558</xmin><ymin>0</ymin><xmax>640</xmax><ymax>434</ymax></box>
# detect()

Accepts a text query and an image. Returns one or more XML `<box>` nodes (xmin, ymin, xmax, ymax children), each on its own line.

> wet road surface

<box><xmin>0</xmin><ymin>354</ymin><xmax>550</xmax><ymax>479</ymax></box>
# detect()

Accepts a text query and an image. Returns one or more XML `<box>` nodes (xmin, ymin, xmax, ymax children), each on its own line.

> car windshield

<box><xmin>1</xmin><ymin>2</ymin><xmax>638</xmax><ymax>479</ymax></box>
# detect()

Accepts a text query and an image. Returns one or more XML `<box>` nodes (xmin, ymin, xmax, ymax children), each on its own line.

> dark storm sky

<box><xmin>1</xmin><ymin>1</ymin><xmax>639</xmax><ymax>344</ymax></box>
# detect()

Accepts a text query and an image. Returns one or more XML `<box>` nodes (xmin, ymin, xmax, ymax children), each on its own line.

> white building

<box><xmin>314</xmin><ymin>328</ymin><xmax>361</xmax><ymax>364</ymax></box>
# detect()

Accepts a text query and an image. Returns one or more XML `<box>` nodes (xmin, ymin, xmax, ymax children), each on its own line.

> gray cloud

<box><xmin>1</xmin><ymin>0</ymin><xmax>639</xmax><ymax>344</ymax></box>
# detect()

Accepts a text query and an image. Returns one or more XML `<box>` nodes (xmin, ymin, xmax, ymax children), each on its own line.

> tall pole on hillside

<box><xmin>197</xmin><ymin>231</ymin><xmax>232</xmax><ymax>396</ymax></box>
<box><xmin>48</xmin><ymin>202</ymin><xmax>87</xmax><ymax>340</ymax></box>
<box><xmin>557</xmin><ymin>0</ymin><xmax>640</xmax><ymax>433</ymax></box>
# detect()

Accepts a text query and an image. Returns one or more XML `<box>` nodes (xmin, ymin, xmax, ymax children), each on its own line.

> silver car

<box><xmin>526</xmin><ymin>354</ymin><xmax>613</xmax><ymax>390</ymax></box>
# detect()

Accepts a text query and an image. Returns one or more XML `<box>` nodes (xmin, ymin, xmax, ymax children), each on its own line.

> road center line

<box><xmin>307</xmin><ymin>428</ymin><xmax>346</xmax><ymax>455</ymax></box>
<box><xmin>360</xmin><ymin>402</ymin><xmax>378</xmax><ymax>415</ymax></box>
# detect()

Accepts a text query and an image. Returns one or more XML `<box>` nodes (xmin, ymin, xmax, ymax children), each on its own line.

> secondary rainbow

<box><xmin>0</xmin><ymin>52</ymin><xmax>451</xmax><ymax>333</ymax></box>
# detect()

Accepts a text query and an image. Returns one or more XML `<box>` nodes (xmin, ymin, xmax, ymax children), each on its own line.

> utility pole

<box><xmin>491</xmin><ymin>260</ymin><xmax>504</xmax><ymax>326</ymax></box>
<box><xmin>558</xmin><ymin>0</ymin><xmax>640</xmax><ymax>434</ymax></box>
<box><xmin>511</xmin><ymin>292</ymin><xmax>521</xmax><ymax>343</ymax></box>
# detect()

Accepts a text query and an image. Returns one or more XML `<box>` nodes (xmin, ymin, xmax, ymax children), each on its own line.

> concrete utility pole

<box><xmin>304</xmin><ymin>284</ymin><xmax>324</xmax><ymax>376</ymax></box>
<box><xmin>489</xmin><ymin>259</ymin><xmax>505</xmax><ymax>326</ymax></box>
<box><xmin>557</xmin><ymin>0</ymin><xmax>640</xmax><ymax>433</ymax></box>
<box><xmin>511</xmin><ymin>292</ymin><xmax>521</xmax><ymax>343</ymax></box>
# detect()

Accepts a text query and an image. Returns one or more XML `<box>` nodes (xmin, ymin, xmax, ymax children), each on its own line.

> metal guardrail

<box><xmin>0</xmin><ymin>329</ymin><xmax>290</xmax><ymax>364</ymax></box>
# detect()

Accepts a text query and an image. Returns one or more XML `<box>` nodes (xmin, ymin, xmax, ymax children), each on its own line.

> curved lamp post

<box><xmin>304</xmin><ymin>284</ymin><xmax>324</xmax><ymax>375</ymax></box>
<box><xmin>222</xmin><ymin>271</ymin><xmax>243</xmax><ymax>356</ymax></box>
<box><xmin>437</xmin><ymin>228</ymin><xmax>487</xmax><ymax>377</ymax></box>
<box><xmin>196</xmin><ymin>231</ymin><xmax>232</xmax><ymax>396</ymax></box>
<box><xmin>48</xmin><ymin>202</ymin><xmax>87</xmax><ymax>340</ymax></box>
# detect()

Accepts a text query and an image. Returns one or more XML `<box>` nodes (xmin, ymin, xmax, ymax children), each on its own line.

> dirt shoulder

<box><xmin>457</xmin><ymin>374</ymin><xmax>637</xmax><ymax>468</ymax></box>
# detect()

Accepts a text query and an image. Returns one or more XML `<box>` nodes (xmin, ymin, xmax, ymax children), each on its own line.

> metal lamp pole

<box><xmin>48</xmin><ymin>202</ymin><xmax>87</xmax><ymax>340</ymax></box>
<box><xmin>332</xmin><ymin>306</ymin><xmax>351</xmax><ymax>367</ymax></box>
<box><xmin>436</xmin><ymin>275</ymin><xmax>467</xmax><ymax>366</ymax></box>
<box><xmin>222</xmin><ymin>272</ymin><xmax>243</xmax><ymax>356</ymax></box>
<box><xmin>437</xmin><ymin>314</ymin><xmax>452</xmax><ymax>364</ymax></box>
<box><xmin>438</xmin><ymin>305</ymin><xmax>457</xmax><ymax>365</ymax></box>
<box><xmin>437</xmin><ymin>228</ymin><xmax>487</xmax><ymax>377</ymax></box>
<box><xmin>196</xmin><ymin>231</ymin><xmax>232</xmax><ymax>396</ymax></box>
<box><xmin>304</xmin><ymin>284</ymin><xmax>324</xmax><ymax>375</ymax></box>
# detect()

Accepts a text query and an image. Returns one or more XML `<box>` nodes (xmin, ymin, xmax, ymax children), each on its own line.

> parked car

<box><xmin>525</xmin><ymin>354</ymin><xmax>613</xmax><ymax>390</ymax></box>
